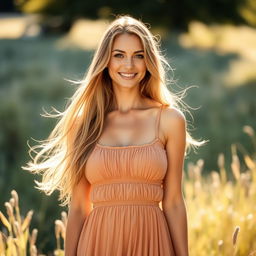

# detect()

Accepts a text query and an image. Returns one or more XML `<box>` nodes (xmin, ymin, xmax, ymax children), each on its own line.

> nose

<box><xmin>124</xmin><ymin>57</ymin><xmax>134</xmax><ymax>68</ymax></box>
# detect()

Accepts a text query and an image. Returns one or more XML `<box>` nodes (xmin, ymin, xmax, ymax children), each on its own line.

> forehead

<box><xmin>112</xmin><ymin>33</ymin><xmax>143</xmax><ymax>51</ymax></box>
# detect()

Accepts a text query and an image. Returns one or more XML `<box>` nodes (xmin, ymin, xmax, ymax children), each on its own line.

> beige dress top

<box><xmin>77</xmin><ymin>104</ymin><xmax>175</xmax><ymax>255</ymax></box>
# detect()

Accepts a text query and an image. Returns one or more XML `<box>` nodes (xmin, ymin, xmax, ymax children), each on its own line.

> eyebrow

<box><xmin>112</xmin><ymin>49</ymin><xmax>144</xmax><ymax>54</ymax></box>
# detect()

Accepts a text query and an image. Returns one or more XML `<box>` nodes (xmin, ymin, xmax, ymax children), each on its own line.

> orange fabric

<box><xmin>77</xmin><ymin>105</ymin><xmax>175</xmax><ymax>255</ymax></box>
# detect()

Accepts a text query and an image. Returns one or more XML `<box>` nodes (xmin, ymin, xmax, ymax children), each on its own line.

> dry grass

<box><xmin>0</xmin><ymin>190</ymin><xmax>38</xmax><ymax>255</ymax></box>
<box><xmin>0</xmin><ymin>191</ymin><xmax>67</xmax><ymax>255</ymax></box>
<box><xmin>186</xmin><ymin>125</ymin><xmax>256</xmax><ymax>255</ymax></box>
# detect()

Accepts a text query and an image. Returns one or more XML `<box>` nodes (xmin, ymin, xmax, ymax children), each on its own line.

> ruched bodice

<box><xmin>86</xmin><ymin>138</ymin><xmax>167</xmax><ymax>208</ymax></box>
<box><xmin>77</xmin><ymin>105</ymin><xmax>175</xmax><ymax>256</ymax></box>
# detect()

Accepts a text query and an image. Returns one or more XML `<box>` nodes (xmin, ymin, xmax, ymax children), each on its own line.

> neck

<box><xmin>112</xmin><ymin>85</ymin><xmax>145</xmax><ymax>113</ymax></box>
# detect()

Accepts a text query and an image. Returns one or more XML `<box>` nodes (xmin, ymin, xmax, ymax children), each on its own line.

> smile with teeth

<box><xmin>118</xmin><ymin>72</ymin><xmax>137</xmax><ymax>79</ymax></box>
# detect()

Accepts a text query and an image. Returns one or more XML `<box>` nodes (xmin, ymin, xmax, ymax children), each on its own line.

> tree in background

<box><xmin>13</xmin><ymin>0</ymin><xmax>256</xmax><ymax>32</ymax></box>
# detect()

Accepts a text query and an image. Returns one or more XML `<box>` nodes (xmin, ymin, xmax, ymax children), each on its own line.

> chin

<box><xmin>117</xmin><ymin>82</ymin><xmax>140</xmax><ymax>88</ymax></box>
<box><xmin>113</xmin><ymin>78</ymin><xmax>143</xmax><ymax>88</ymax></box>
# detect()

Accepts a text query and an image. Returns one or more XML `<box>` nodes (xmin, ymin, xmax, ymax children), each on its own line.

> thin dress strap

<box><xmin>155</xmin><ymin>104</ymin><xmax>163</xmax><ymax>140</ymax></box>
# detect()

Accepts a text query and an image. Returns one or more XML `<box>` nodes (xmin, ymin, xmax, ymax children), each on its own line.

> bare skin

<box><xmin>65</xmin><ymin>175</ymin><xmax>92</xmax><ymax>255</ymax></box>
<box><xmin>65</xmin><ymin>33</ymin><xmax>189</xmax><ymax>256</ymax></box>
<box><xmin>161</xmin><ymin>107</ymin><xmax>189</xmax><ymax>256</ymax></box>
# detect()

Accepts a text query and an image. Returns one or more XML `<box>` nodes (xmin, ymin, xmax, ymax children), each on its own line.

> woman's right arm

<box><xmin>65</xmin><ymin>173</ymin><xmax>92</xmax><ymax>256</ymax></box>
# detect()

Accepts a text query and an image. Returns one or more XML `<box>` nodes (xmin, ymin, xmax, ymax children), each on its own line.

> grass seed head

<box><xmin>4</xmin><ymin>202</ymin><xmax>13</xmax><ymax>218</ymax></box>
<box><xmin>21</xmin><ymin>210</ymin><xmax>33</xmax><ymax>231</ymax></box>
<box><xmin>218</xmin><ymin>239</ymin><xmax>224</xmax><ymax>250</ymax></box>
<box><xmin>211</xmin><ymin>171</ymin><xmax>220</xmax><ymax>188</ymax></box>
<box><xmin>243</xmin><ymin>125</ymin><xmax>254</xmax><ymax>137</ymax></box>
<box><xmin>61</xmin><ymin>211</ymin><xmax>67</xmax><ymax>227</ymax></box>
<box><xmin>30</xmin><ymin>229</ymin><xmax>38</xmax><ymax>246</ymax></box>
<box><xmin>232</xmin><ymin>226</ymin><xmax>240</xmax><ymax>246</ymax></box>
<box><xmin>11</xmin><ymin>190</ymin><xmax>19</xmax><ymax>208</ymax></box>
<box><xmin>244</xmin><ymin>155</ymin><xmax>256</xmax><ymax>170</ymax></box>
<box><xmin>9</xmin><ymin>198</ymin><xmax>15</xmax><ymax>208</ymax></box>
<box><xmin>231</xmin><ymin>154</ymin><xmax>241</xmax><ymax>181</ymax></box>
<box><xmin>218</xmin><ymin>153</ymin><xmax>225</xmax><ymax>169</ymax></box>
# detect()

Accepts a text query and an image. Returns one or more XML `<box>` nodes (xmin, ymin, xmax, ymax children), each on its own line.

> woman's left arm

<box><xmin>161</xmin><ymin>107</ymin><xmax>189</xmax><ymax>256</ymax></box>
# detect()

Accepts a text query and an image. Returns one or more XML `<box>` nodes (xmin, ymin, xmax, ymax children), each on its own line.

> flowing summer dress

<box><xmin>77</xmin><ymin>105</ymin><xmax>175</xmax><ymax>255</ymax></box>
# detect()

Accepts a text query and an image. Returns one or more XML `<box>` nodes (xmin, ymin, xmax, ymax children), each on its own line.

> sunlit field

<box><xmin>186</xmin><ymin>126</ymin><xmax>256</xmax><ymax>255</ymax></box>
<box><xmin>0</xmin><ymin>17</ymin><xmax>256</xmax><ymax>255</ymax></box>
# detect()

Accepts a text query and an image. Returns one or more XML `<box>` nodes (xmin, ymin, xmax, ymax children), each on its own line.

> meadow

<box><xmin>0</xmin><ymin>18</ymin><xmax>256</xmax><ymax>254</ymax></box>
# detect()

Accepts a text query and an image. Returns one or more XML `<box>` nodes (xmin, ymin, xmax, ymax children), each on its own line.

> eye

<box><xmin>134</xmin><ymin>54</ymin><xmax>144</xmax><ymax>59</ymax></box>
<box><xmin>113</xmin><ymin>53</ymin><xmax>124</xmax><ymax>58</ymax></box>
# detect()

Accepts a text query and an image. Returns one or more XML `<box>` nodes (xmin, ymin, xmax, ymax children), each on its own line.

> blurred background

<box><xmin>0</xmin><ymin>0</ymin><xmax>256</xmax><ymax>255</ymax></box>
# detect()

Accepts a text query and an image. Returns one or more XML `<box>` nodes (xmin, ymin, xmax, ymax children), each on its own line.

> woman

<box><xmin>23</xmin><ymin>15</ymin><xmax>206</xmax><ymax>256</ymax></box>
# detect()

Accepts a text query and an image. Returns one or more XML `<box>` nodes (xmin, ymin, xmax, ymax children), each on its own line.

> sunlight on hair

<box><xmin>23</xmin><ymin>15</ymin><xmax>207</xmax><ymax>206</ymax></box>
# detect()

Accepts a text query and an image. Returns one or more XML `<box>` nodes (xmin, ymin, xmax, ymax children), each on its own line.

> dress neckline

<box><xmin>95</xmin><ymin>104</ymin><xmax>164</xmax><ymax>150</ymax></box>
<box><xmin>95</xmin><ymin>137</ymin><xmax>165</xmax><ymax>150</ymax></box>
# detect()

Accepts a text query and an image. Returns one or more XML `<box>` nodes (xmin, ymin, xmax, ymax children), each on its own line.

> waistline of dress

<box><xmin>91</xmin><ymin>178</ymin><xmax>163</xmax><ymax>188</ymax></box>
<box><xmin>92</xmin><ymin>200</ymin><xmax>160</xmax><ymax>208</ymax></box>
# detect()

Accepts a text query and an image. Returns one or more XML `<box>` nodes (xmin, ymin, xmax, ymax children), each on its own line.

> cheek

<box><xmin>135</xmin><ymin>59</ymin><xmax>146</xmax><ymax>70</ymax></box>
<box><xmin>108</xmin><ymin>59</ymin><xmax>119</xmax><ymax>72</ymax></box>
<box><xmin>139</xmin><ymin>62</ymin><xmax>147</xmax><ymax>74</ymax></box>
<box><xmin>108</xmin><ymin>61</ymin><xmax>118</xmax><ymax>79</ymax></box>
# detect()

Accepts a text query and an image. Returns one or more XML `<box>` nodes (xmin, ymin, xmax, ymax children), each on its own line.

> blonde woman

<box><xmin>24</xmin><ymin>15</ymin><xmax>206</xmax><ymax>256</ymax></box>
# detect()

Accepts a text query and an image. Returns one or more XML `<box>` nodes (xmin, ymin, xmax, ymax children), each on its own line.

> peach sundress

<box><xmin>77</xmin><ymin>105</ymin><xmax>175</xmax><ymax>255</ymax></box>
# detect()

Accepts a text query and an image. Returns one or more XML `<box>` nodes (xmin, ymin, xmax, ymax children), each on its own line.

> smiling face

<box><xmin>107</xmin><ymin>33</ymin><xmax>147</xmax><ymax>89</ymax></box>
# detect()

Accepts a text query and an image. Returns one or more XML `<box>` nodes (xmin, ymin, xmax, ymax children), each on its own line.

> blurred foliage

<box><xmin>13</xmin><ymin>0</ymin><xmax>256</xmax><ymax>30</ymax></box>
<box><xmin>239</xmin><ymin>0</ymin><xmax>256</xmax><ymax>27</ymax></box>
<box><xmin>0</xmin><ymin>36</ymin><xmax>92</xmax><ymax>253</ymax></box>
<box><xmin>0</xmin><ymin>21</ymin><xmax>256</xmax><ymax>253</ymax></box>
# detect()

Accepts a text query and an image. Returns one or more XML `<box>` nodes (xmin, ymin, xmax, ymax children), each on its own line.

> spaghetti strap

<box><xmin>155</xmin><ymin>104</ymin><xmax>163</xmax><ymax>139</ymax></box>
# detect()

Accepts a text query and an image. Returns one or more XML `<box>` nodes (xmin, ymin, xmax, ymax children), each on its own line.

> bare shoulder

<box><xmin>162</xmin><ymin>106</ymin><xmax>186</xmax><ymax>124</ymax></box>
<box><xmin>161</xmin><ymin>106</ymin><xmax>186</xmax><ymax>143</ymax></box>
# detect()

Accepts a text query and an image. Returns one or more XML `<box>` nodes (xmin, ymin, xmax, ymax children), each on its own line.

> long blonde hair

<box><xmin>23</xmin><ymin>15</ymin><xmax>207</xmax><ymax>206</ymax></box>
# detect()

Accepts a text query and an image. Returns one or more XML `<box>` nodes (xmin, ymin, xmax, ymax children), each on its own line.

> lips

<box><xmin>118</xmin><ymin>72</ymin><xmax>137</xmax><ymax>79</ymax></box>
